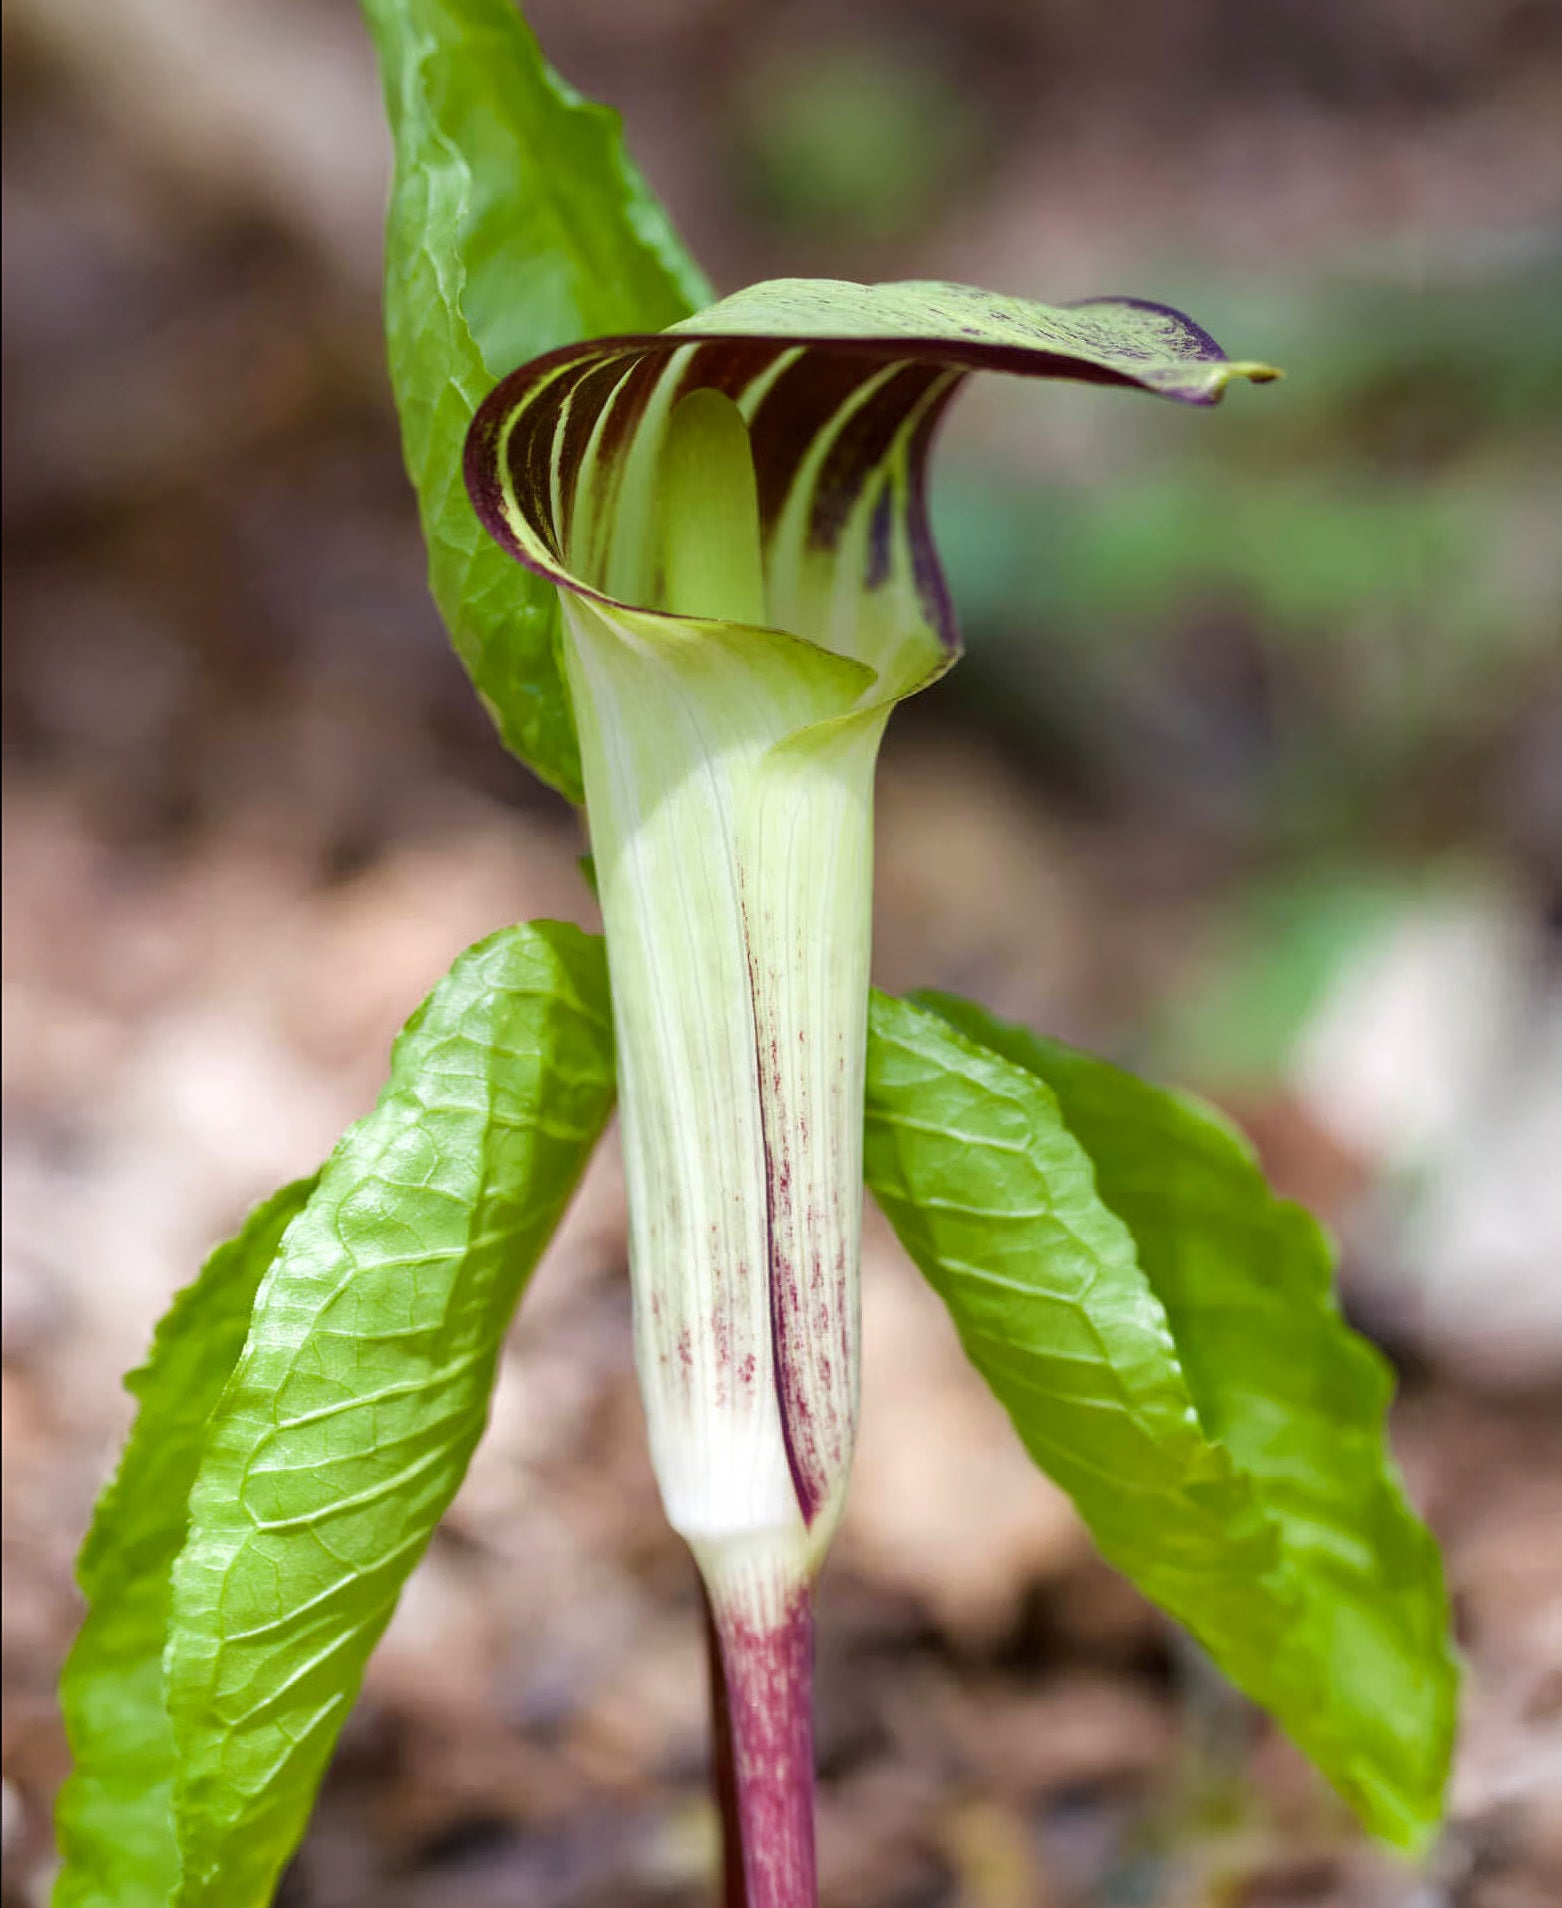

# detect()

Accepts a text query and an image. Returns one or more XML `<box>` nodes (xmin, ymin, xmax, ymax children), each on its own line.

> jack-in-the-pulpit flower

<box><xmin>465</xmin><ymin>279</ymin><xmax>1275</xmax><ymax>1903</ymax></box>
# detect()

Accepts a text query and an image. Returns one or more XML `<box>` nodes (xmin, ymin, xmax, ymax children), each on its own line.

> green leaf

<box><xmin>53</xmin><ymin>1179</ymin><xmax>318</xmax><ymax>1908</ymax></box>
<box><xmin>862</xmin><ymin>996</ymin><xmax>1282</xmax><ymax>1702</ymax></box>
<box><xmin>863</xmin><ymin>989</ymin><xmax>1455</xmax><ymax>1850</ymax></box>
<box><xmin>164</xmin><ymin>921</ymin><xmax>616</xmax><ymax>1906</ymax></box>
<box><xmin>918</xmin><ymin>990</ymin><xmax>1457</xmax><ymax>1843</ymax></box>
<box><xmin>361</xmin><ymin>0</ymin><xmax>711</xmax><ymax>800</ymax></box>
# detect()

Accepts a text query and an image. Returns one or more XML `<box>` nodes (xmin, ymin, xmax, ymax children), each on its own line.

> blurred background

<box><xmin>3</xmin><ymin>1</ymin><xmax>1560</xmax><ymax>1903</ymax></box>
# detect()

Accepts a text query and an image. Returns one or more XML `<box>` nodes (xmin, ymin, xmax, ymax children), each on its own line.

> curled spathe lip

<box><xmin>463</xmin><ymin>276</ymin><xmax>1278</xmax><ymax>698</ymax></box>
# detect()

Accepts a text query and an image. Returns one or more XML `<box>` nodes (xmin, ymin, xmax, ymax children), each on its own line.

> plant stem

<box><xmin>702</xmin><ymin>1582</ymin><xmax>748</xmax><ymax>1908</ymax></box>
<box><xmin>708</xmin><ymin>1580</ymin><xmax>817</xmax><ymax>1908</ymax></box>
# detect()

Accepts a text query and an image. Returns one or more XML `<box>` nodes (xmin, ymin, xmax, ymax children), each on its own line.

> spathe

<box><xmin>465</xmin><ymin>276</ymin><xmax>1275</xmax><ymax>1906</ymax></box>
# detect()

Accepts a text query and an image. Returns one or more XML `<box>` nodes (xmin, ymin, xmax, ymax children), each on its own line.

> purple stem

<box><xmin>702</xmin><ymin>1583</ymin><xmax>748</xmax><ymax>1908</ymax></box>
<box><xmin>709</xmin><ymin>1584</ymin><xmax>817</xmax><ymax>1908</ymax></box>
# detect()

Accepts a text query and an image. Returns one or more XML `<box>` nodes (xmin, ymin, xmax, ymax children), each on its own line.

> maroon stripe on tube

<box><xmin>746</xmin><ymin>351</ymin><xmax>882</xmax><ymax>536</ymax></box>
<box><xmin>904</xmin><ymin>379</ymin><xmax>965</xmax><ymax>651</ymax></box>
<box><xmin>805</xmin><ymin>359</ymin><xmax>947</xmax><ymax>550</ymax></box>
<box><xmin>554</xmin><ymin>354</ymin><xmax>634</xmax><ymax>550</ymax></box>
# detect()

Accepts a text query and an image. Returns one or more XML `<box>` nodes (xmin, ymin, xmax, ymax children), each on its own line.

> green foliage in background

<box><xmin>934</xmin><ymin>254</ymin><xmax>1562</xmax><ymax>856</ymax></box>
<box><xmin>732</xmin><ymin>36</ymin><xmax>982</xmax><ymax>244</ymax></box>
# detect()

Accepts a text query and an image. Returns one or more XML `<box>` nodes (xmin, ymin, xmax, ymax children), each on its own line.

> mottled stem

<box><xmin>708</xmin><ymin>1580</ymin><xmax>817</xmax><ymax>1908</ymax></box>
<box><xmin>702</xmin><ymin>1582</ymin><xmax>748</xmax><ymax>1908</ymax></box>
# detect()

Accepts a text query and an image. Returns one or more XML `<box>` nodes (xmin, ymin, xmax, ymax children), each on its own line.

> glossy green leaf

<box><xmin>164</xmin><ymin>922</ymin><xmax>616</xmax><ymax>1906</ymax></box>
<box><xmin>53</xmin><ymin>1179</ymin><xmax>318</xmax><ymax>1908</ymax></box>
<box><xmin>917</xmin><ymin>988</ymin><xmax>1457</xmax><ymax>1845</ymax></box>
<box><xmin>361</xmin><ymin>0</ymin><xmax>711</xmax><ymax>799</ymax></box>
<box><xmin>862</xmin><ymin>996</ymin><xmax>1282</xmax><ymax>1708</ymax></box>
<box><xmin>864</xmin><ymin>989</ymin><xmax>1455</xmax><ymax>1849</ymax></box>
